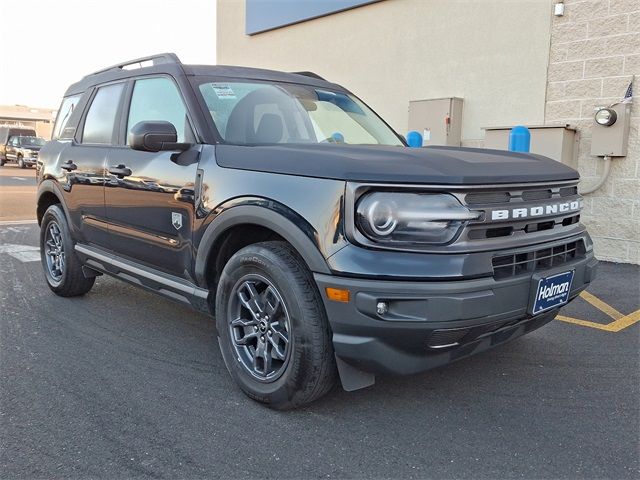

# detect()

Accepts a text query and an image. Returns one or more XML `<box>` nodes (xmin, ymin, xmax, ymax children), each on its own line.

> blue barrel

<box><xmin>406</xmin><ymin>131</ymin><xmax>423</xmax><ymax>148</ymax></box>
<box><xmin>509</xmin><ymin>126</ymin><xmax>531</xmax><ymax>152</ymax></box>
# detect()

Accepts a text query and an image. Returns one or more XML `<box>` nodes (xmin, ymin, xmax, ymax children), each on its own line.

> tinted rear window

<box><xmin>82</xmin><ymin>84</ymin><xmax>124</xmax><ymax>144</ymax></box>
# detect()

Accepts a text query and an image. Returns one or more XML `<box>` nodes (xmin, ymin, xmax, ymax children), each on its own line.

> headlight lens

<box><xmin>356</xmin><ymin>192</ymin><xmax>480</xmax><ymax>245</ymax></box>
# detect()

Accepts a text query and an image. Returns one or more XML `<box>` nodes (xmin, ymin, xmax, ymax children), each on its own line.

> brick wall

<box><xmin>546</xmin><ymin>0</ymin><xmax>639</xmax><ymax>263</ymax></box>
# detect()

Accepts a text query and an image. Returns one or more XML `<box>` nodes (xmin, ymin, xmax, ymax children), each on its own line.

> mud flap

<box><xmin>335</xmin><ymin>355</ymin><xmax>375</xmax><ymax>392</ymax></box>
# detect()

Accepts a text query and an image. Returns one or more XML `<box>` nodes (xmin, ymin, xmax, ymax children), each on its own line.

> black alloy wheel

<box><xmin>228</xmin><ymin>274</ymin><xmax>292</xmax><ymax>381</ymax></box>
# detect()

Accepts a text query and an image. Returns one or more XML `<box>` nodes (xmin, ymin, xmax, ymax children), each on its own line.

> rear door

<box><xmin>104</xmin><ymin>76</ymin><xmax>200</xmax><ymax>278</ymax></box>
<box><xmin>59</xmin><ymin>82</ymin><xmax>126</xmax><ymax>247</ymax></box>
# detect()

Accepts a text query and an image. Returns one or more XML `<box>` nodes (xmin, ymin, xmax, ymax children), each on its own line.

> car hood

<box><xmin>215</xmin><ymin>144</ymin><xmax>579</xmax><ymax>185</ymax></box>
<box><xmin>20</xmin><ymin>146</ymin><xmax>41</xmax><ymax>152</ymax></box>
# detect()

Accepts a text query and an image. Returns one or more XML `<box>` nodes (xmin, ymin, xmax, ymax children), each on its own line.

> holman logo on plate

<box><xmin>172</xmin><ymin>212</ymin><xmax>183</xmax><ymax>231</ymax></box>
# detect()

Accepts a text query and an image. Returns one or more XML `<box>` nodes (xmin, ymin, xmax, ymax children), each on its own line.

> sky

<box><xmin>0</xmin><ymin>0</ymin><xmax>217</xmax><ymax>109</ymax></box>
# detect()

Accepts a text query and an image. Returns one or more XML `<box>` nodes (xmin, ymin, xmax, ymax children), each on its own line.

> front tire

<box><xmin>215</xmin><ymin>241</ymin><xmax>336</xmax><ymax>409</ymax></box>
<box><xmin>40</xmin><ymin>204</ymin><xmax>95</xmax><ymax>296</ymax></box>
<box><xmin>17</xmin><ymin>155</ymin><xmax>25</xmax><ymax>168</ymax></box>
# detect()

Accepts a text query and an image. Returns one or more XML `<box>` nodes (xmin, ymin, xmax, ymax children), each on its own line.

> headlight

<box><xmin>355</xmin><ymin>192</ymin><xmax>480</xmax><ymax>245</ymax></box>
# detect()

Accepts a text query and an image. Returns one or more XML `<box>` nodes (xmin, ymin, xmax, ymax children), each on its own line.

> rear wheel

<box><xmin>215</xmin><ymin>241</ymin><xmax>336</xmax><ymax>409</ymax></box>
<box><xmin>40</xmin><ymin>204</ymin><xmax>95</xmax><ymax>296</ymax></box>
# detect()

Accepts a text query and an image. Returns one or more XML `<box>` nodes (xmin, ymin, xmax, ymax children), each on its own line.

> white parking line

<box><xmin>0</xmin><ymin>243</ymin><xmax>40</xmax><ymax>262</ymax></box>
<box><xmin>0</xmin><ymin>219</ymin><xmax>37</xmax><ymax>225</ymax></box>
<box><xmin>8</xmin><ymin>251</ymin><xmax>41</xmax><ymax>262</ymax></box>
<box><xmin>11</xmin><ymin>177</ymin><xmax>27</xmax><ymax>181</ymax></box>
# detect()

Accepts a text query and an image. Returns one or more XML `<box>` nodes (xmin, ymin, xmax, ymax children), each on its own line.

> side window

<box><xmin>127</xmin><ymin>77</ymin><xmax>193</xmax><ymax>144</ymax></box>
<box><xmin>82</xmin><ymin>83</ymin><xmax>124</xmax><ymax>145</ymax></box>
<box><xmin>52</xmin><ymin>95</ymin><xmax>81</xmax><ymax>140</ymax></box>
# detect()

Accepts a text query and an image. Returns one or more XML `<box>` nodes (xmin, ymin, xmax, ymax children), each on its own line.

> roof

<box><xmin>0</xmin><ymin>105</ymin><xmax>56</xmax><ymax>122</ymax></box>
<box><xmin>64</xmin><ymin>53</ymin><xmax>344</xmax><ymax>96</ymax></box>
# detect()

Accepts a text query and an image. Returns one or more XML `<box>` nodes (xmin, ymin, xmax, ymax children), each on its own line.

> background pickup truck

<box><xmin>0</xmin><ymin>127</ymin><xmax>37</xmax><ymax>166</ymax></box>
<box><xmin>1</xmin><ymin>132</ymin><xmax>45</xmax><ymax>168</ymax></box>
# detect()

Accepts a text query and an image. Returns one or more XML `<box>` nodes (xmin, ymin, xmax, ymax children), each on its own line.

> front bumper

<box><xmin>315</xmin><ymin>245</ymin><xmax>597</xmax><ymax>376</ymax></box>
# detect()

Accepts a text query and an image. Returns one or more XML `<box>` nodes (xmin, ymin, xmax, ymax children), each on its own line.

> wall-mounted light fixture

<box><xmin>594</xmin><ymin>107</ymin><xmax>617</xmax><ymax>126</ymax></box>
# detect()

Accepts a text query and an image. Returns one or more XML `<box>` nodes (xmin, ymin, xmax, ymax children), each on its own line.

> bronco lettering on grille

<box><xmin>491</xmin><ymin>199</ymin><xmax>583</xmax><ymax>221</ymax></box>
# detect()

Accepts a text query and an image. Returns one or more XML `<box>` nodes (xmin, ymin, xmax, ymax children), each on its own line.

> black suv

<box><xmin>37</xmin><ymin>54</ymin><xmax>597</xmax><ymax>409</ymax></box>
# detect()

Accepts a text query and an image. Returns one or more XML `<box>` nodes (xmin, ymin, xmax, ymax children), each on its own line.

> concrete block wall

<box><xmin>546</xmin><ymin>0</ymin><xmax>640</xmax><ymax>263</ymax></box>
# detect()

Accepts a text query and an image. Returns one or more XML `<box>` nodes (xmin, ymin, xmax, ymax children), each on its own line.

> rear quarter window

<box><xmin>52</xmin><ymin>95</ymin><xmax>81</xmax><ymax>140</ymax></box>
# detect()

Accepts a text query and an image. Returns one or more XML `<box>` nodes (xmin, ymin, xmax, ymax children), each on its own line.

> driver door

<box><xmin>104</xmin><ymin>76</ymin><xmax>199</xmax><ymax>279</ymax></box>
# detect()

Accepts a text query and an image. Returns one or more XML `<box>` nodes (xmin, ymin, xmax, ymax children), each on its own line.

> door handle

<box><xmin>60</xmin><ymin>160</ymin><xmax>77</xmax><ymax>172</ymax></box>
<box><xmin>108</xmin><ymin>164</ymin><xmax>132</xmax><ymax>178</ymax></box>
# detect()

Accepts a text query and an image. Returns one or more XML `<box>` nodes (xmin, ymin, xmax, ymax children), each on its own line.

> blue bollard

<box><xmin>509</xmin><ymin>125</ymin><xmax>531</xmax><ymax>152</ymax></box>
<box><xmin>406</xmin><ymin>131</ymin><xmax>423</xmax><ymax>148</ymax></box>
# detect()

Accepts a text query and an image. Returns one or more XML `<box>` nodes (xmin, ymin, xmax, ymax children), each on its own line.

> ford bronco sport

<box><xmin>37</xmin><ymin>54</ymin><xmax>597</xmax><ymax>409</ymax></box>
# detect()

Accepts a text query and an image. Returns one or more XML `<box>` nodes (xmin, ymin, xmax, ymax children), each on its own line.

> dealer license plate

<box><xmin>531</xmin><ymin>270</ymin><xmax>574</xmax><ymax>315</ymax></box>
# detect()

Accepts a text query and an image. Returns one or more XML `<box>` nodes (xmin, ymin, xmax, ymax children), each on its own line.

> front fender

<box><xmin>194</xmin><ymin>201</ymin><xmax>332</xmax><ymax>286</ymax></box>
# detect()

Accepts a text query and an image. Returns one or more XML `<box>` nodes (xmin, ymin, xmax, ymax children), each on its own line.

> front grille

<box><xmin>465</xmin><ymin>191</ymin><xmax>510</xmax><ymax>204</ymax></box>
<box><xmin>522</xmin><ymin>189</ymin><xmax>552</xmax><ymax>201</ymax></box>
<box><xmin>427</xmin><ymin>319</ymin><xmax>512</xmax><ymax>349</ymax></box>
<box><xmin>427</xmin><ymin>328</ymin><xmax>469</xmax><ymax>348</ymax></box>
<box><xmin>492</xmin><ymin>240</ymin><xmax>585</xmax><ymax>279</ymax></box>
<box><xmin>460</xmin><ymin>182</ymin><xmax>582</xmax><ymax>243</ymax></box>
<box><xmin>559</xmin><ymin>186</ymin><xmax>578</xmax><ymax>197</ymax></box>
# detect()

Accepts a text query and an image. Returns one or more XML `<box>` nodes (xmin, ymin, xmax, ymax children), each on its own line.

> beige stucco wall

<box><xmin>545</xmin><ymin>0</ymin><xmax>639</xmax><ymax>263</ymax></box>
<box><xmin>216</xmin><ymin>0</ymin><xmax>553</xmax><ymax>143</ymax></box>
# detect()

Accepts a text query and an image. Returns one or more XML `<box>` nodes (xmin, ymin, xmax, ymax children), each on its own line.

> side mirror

<box><xmin>129</xmin><ymin>121</ymin><xmax>190</xmax><ymax>152</ymax></box>
<box><xmin>406</xmin><ymin>131</ymin><xmax>423</xmax><ymax>148</ymax></box>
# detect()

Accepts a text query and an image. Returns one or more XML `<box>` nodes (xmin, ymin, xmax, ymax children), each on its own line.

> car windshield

<box><xmin>19</xmin><ymin>136</ymin><xmax>45</xmax><ymax>146</ymax></box>
<box><xmin>198</xmin><ymin>81</ymin><xmax>403</xmax><ymax>146</ymax></box>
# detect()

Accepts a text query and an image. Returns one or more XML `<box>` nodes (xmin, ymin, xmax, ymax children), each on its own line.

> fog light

<box><xmin>376</xmin><ymin>301</ymin><xmax>389</xmax><ymax>315</ymax></box>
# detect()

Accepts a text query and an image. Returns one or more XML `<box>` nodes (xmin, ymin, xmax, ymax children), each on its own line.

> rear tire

<box><xmin>40</xmin><ymin>204</ymin><xmax>95</xmax><ymax>297</ymax></box>
<box><xmin>215</xmin><ymin>241</ymin><xmax>336</xmax><ymax>409</ymax></box>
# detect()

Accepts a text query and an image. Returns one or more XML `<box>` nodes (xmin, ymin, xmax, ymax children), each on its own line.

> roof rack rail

<box><xmin>84</xmin><ymin>53</ymin><xmax>182</xmax><ymax>78</ymax></box>
<box><xmin>291</xmin><ymin>71</ymin><xmax>326</xmax><ymax>81</ymax></box>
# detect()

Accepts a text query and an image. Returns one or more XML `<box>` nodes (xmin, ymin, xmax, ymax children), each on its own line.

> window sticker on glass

<box><xmin>212</xmin><ymin>85</ymin><xmax>236</xmax><ymax>99</ymax></box>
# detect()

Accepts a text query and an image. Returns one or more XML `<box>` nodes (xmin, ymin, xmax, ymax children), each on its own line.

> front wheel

<box><xmin>215</xmin><ymin>241</ymin><xmax>337</xmax><ymax>409</ymax></box>
<box><xmin>40</xmin><ymin>204</ymin><xmax>95</xmax><ymax>296</ymax></box>
<box><xmin>17</xmin><ymin>156</ymin><xmax>25</xmax><ymax>168</ymax></box>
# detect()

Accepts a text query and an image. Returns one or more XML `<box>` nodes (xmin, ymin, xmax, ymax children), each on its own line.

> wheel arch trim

<box><xmin>37</xmin><ymin>180</ymin><xmax>70</xmax><ymax>226</ymax></box>
<box><xmin>195</xmin><ymin>202</ymin><xmax>331</xmax><ymax>286</ymax></box>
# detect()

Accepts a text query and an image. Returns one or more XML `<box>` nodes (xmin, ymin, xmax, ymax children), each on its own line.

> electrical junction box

<box><xmin>483</xmin><ymin>125</ymin><xmax>578</xmax><ymax>169</ymax></box>
<box><xmin>408</xmin><ymin>97</ymin><xmax>463</xmax><ymax>147</ymax></box>
<box><xmin>591</xmin><ymin>103</ymin><xmax>631</xmax><ymax>157</ymax></box>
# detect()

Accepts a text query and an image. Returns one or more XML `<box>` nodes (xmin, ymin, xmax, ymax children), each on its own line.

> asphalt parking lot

<box><xmin>0</xmin><ymin>222</ymin><xmax>638</xmax><ymax>479</ymax></box>
<box><xmin>0</xmin><ymin>166</ymin><xmax>37</xmax><ymax>221</ymax></box>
